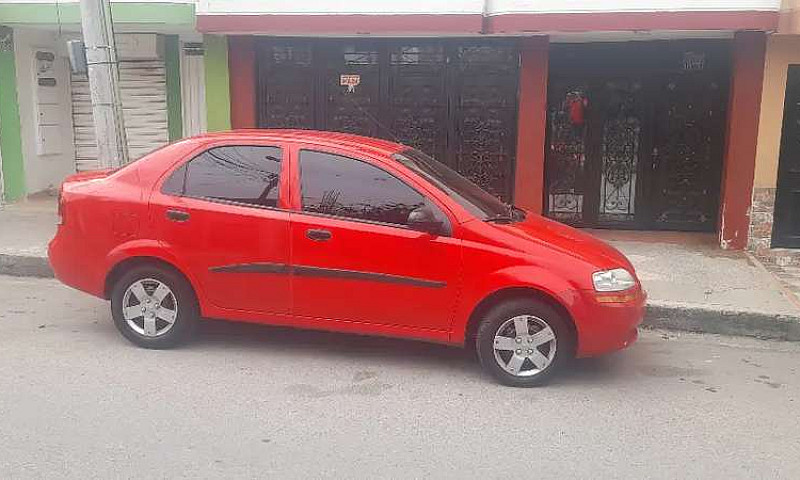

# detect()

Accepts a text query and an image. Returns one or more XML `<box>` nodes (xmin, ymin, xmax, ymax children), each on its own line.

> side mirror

<box><xmin>407</xmin><ymin>206</ymin><xmax>444</xmax><ymax>236</ymax></box>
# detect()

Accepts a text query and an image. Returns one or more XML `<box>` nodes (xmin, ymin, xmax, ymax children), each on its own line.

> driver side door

<box><xmin>289</xmin><ymin>147</ymin><xmax>462</xmax><ymax>333</ymax></box>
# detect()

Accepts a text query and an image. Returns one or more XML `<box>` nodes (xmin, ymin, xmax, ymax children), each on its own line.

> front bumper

<box><xmin>572</xmin><ymin>287</ymin><xmax>646</xmax><ymax>358</ymax></box>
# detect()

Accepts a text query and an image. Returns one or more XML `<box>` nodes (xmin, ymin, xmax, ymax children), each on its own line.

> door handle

<box><xmin>166</xmin><ymin>209</ymin><xmax>190</xmax><ymax>222</ymax></box>
<box><xmin>306</xmin><ymin>229</ymin><xmax>332</xmax><ymax>242</ymax></box>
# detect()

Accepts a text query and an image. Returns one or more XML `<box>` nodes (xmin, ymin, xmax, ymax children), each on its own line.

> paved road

<box><xmin>1</xmin><ymin>275</ymin><xmax>799</xmax><ymax>479</ymax></box>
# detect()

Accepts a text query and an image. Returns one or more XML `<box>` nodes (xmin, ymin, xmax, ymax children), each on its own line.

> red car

<box><xmin>49</xmin><ymin>130</ymin><xmax>644</xmax><ymax>387</ymax></box>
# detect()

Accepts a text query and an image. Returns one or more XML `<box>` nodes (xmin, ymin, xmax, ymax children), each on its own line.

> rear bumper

<box><xmin>48</xmin><ymin>229</ymin><xmax>106</xmax><ymax>298</ymax></box>
<box><xmin>572</xmin><ymin>288</ymin><xmax>646</xmax><ymax>358</ymax></box>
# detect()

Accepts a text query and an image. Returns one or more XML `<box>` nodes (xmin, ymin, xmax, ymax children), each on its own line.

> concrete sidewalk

<box><xmin>591</xmin><ymin>230</ymin><xmax>800</xmax><ymax>341</ymax></box>
<box><xmin>2</xmin><ymin>199</ymin><xmax>799</xmax><ymax>341</ymax></box>
<box><xmin>0</xmin><ymin>196</ymin><xmax>57</xmax><ymax>278</ymax></box>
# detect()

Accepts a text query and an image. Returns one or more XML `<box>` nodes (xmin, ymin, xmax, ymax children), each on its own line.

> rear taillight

<box><xmin>57</xmin><ymin>187</ymin><xmax>65</xmax><ymax>225</ymax></box>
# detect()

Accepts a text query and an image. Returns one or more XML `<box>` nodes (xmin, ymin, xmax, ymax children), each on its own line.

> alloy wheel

<box><xmin>492</xmin><ymin>315</ymin><xmax>557</xmax><ymax>377</ymax></box>
<box><xmin>122</xmin><ymin>278</ymin><xmax>179</xmax><ymax>337</ymax></box>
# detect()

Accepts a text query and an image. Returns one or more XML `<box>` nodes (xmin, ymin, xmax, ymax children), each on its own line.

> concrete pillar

<box><xmin>513</xmin><ymin>36</ymin><xmax>549</xmax><ymax>214</ymax></box>
<box><xmin>204</xmin><ymin>35</ymin><xmax>231</xmax><ymax>132</ymax></box>
<box><xmin>719</xmin><ymin>31</ymin><xmax>768</xmax><ymax>250</ymax></box>
<box><xmin>228</xmin><ymin>36</ymin><xmax>256</xmax><ymax>129</ymax></box>
<box><xmin>0</xmin><ymin>26</ymin><xmax>25</xmax><ymax>202</ymax></box>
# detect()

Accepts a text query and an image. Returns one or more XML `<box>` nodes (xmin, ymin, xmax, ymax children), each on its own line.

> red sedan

<box><xmin>49</xmin><ymin>130</ymin><xmax>644</xmax><ymax>387</ymax></box>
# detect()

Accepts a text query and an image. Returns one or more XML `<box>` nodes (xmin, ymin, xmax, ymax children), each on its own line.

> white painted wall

<box><xmin>197</xmin><ymin>0</ymin><xmax>779</xmax><ymax>15</ymax></box>
<box><xmin>486</xmin><ymin>0</ymin><xmax>780</xmax><ymax>14</ymax></box>
<box><xmin>197</xmin><ymin>0</ymin><xmax>485</xmax><ymax>15</ymax></box>
<box><xmin>13</xmin><ymin>28</ymin><xmax>76</xmax><ymax>195</ymax></box>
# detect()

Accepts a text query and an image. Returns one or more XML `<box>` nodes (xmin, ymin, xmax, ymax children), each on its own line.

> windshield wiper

<box><xmin>485</xmin><ymin>204</ymin><xmax>526</xmax><ymax>224</ymax></box>
<box><xmin>485</xmin><ymin>213</ymin><xmax>514</xmax><ymax>223</ymax></box>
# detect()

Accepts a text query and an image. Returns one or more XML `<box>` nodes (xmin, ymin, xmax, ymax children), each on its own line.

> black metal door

<box><xmin>650</xmin><ymin>71</ymin><xmax>726</xmax><ymax>231</ymax></box>
<box><xmin>256</xmin><ymin>42</ymin><xmax>316</xmax><ymax>129</ymax></box>
<box><xmin>545</xmin><ymin>77</ymin><xmax>647</xmax><ymax>227</ymax></box>
<box><xmin>321</xmin><ymin>43</ymin><xmax>382</xmax><ymax>137</ymax></box>
<box><xmin>256</xmin><ymin>39</ymin><xmax>519</xmax><ymax>200</ymax></box>
<box><xmin>545</xmin><ymin>40</ymin><xmax>729</xmax><ymax>231</ymax></box>
<box><xmin>773</xmin><ymin>66</ymin><xmax>800</xmax><ymax>247</ymax></box>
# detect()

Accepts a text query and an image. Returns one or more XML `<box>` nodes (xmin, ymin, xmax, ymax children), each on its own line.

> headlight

<box><xmin>592</xmin><ymin>268</ymin><xmax>636</xmax><ymax>292</ymax></box>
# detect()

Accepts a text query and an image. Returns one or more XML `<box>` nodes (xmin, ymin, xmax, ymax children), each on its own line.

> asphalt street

<box><xmin>0</xmin><ymin>274</ymin><xmax>798</xmax><ymax>479</ymax></box>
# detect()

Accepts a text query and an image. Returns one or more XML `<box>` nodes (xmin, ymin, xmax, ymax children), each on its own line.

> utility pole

<box><xmin>79</xmin><ymin>0</ymin><xmax>128</xmax><ymax>168</ymax></box>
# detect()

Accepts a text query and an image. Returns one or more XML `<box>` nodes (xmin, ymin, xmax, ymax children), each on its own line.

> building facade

<box><xmin>4</xmin><ymin>0</ymin><xmax>800</xmax><ymax>261</ymax></box>
<box><xmin>0</xmin><ymin>0</ymin><xmax>206</xmax><ymax>202</ymax></box>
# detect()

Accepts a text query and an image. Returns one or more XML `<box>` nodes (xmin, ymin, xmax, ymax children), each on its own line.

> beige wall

<box><xmin>754</xmin><ymin>34</ymin><xmax>800</xmax><ymax>188</ymax></box>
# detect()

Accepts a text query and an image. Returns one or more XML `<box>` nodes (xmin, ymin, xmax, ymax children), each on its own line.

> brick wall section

<box><xmin>748</xmin><ymin>187</ymin><xmax>776</xmax><ymax>256</ymax></box>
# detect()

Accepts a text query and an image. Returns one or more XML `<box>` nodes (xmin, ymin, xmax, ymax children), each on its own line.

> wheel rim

<box><xmin>493</xmin><ymin>315</ymin><xmax>557</xmax><ymax>377</ymax></box>
<box><xmin>122</xmin><ymin>278</ymin><xmax>178</xmax><ymax>337</ymax></box>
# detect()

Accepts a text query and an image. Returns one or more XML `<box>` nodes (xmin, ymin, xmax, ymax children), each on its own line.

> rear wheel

<box><xmin>110</xmin><ymin>265</ymin><xmax>198</xmax><ymax>349</ymax></box>
<box><xmin>476</xmin><ymin>298</ymin><xmax>573</xmax><ymax>387</ymax></box>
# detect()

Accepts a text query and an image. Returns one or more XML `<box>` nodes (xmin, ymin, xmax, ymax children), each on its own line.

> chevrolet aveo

<box><xmin>49</xmin><ymin>130</ymin><xmax>645</xmax><ymax>387</ymax></box>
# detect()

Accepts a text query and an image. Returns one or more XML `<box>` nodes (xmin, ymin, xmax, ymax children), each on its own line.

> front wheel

<box><xmin>110</xmin><ymin>265</ymin><xmax>198</xmax><ymax>349</ymax></box>
<box><xmin>476</xmin><ymin>298</ymin><xmax>574</xmax><ymax>387</ymax></box>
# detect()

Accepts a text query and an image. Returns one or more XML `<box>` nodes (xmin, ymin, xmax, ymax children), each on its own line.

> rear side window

<box><xmin>299</xmin><ymin>149</ymin><xmax>428</xmax><ymax>226</ymax></box>
<box><xmin>162</xmin><ymin>145</ymin><xmax>282</xmax><ymax>208</ymax></box>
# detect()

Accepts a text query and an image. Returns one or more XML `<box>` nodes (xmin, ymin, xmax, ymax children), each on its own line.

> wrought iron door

<box><xmin>451</xmin><ymin>45</ymin><xmax>519</xmax><ymax>200</ymax></box>
<box><xmin>322</xmin><ymin>43</ymin><xmax>382</xmax><ymax>137</ymax></box>
<box><xmin>545</xmin><ymin>80</ymin><xmax>590</xmax><ymax>223</ymax></box>
<box><xmin>256</xmin><ymin>39</ymin><xmax>519</xmax><ymax>200</ymax></box>
<box><xmin>257</xmin><ymin>42</ymin><xmax>316</xmax><ymax>129</ymax></box>
<box><xmin>545</xmin><ymin>78</ymin><xmax>646</xmax><ymax>226</ymax></box>
<box><xmin>387</xmin><ymin>44</ymin><xmax>448</xmax><ymax>164</ymax></box>
<box><xmin>650</xmin><ymin>72</ymin><xmax>726</xmax><ymax>231</ymax></box>
<box><xmin>545</xmin><ymin>41</ymin><xmax>728</xmax><ymax>231</ymax></box>
<box><xmin>773</xmin><ymin>66</ymin><xmax>800</xmax><ymax>248</ymax></box>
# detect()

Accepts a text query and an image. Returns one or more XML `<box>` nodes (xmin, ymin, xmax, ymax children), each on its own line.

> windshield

<box><xmin>393</xmin><ymin>148</ymin><xmax>509</xmax><ymax>219</ymax></box>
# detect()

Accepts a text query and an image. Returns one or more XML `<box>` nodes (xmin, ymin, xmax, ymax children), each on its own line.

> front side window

<box><xmin>299</xmin><ymin>150</ymin><xmax>432</xmax><ymax>227</ymax></box>
<box><xmin>393</xmin><ymin>148</ymin><xmax>510</xmax><ymax>219</ymax></box>
<box><xmin>162</xmin><ymin>145</ymin><xmax>282</xmax><ymax>208</ymax></box>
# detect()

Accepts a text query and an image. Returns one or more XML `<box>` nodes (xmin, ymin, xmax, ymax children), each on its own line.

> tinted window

<box><xmin>393</xmin><ymin>148</ymin><xmax>509</xmax><ymax>219</ymax></box>
<box><xmin>299</xmin><ymin>150</ymin><xmax>427</xmax><ymax>226</ymax></box>
<box><xmin>162</xmin><ymin>146</ymin><xmax>282</xmax><ymax>208</ymax></box>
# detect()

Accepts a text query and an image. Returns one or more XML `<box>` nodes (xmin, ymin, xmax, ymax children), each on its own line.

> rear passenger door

<box><xmin>150</xmin><ymin>143</ymin><xmax>291</xmax><ymax>315</ymax></box>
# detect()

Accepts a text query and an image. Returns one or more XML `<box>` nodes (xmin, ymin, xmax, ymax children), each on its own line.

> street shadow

<box><xmin>187</xmin><ymin>318</ymin><xmax>639</xmax><ymax>386</ymax></box>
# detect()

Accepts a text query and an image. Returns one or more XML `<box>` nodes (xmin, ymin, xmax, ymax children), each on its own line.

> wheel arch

<box><xmin>464</xmin><ymin>287</ymin><xmax>578</xmax><ymax>351</ymax></box>
<box><xmin>104</xmin><ymin>256</ymin><xmax>198</xmax><ymax>303</ymax></box>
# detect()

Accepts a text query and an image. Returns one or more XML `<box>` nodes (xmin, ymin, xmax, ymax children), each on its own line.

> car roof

<box><xmin>193</xmin><ymin>129</ymin><xmax>409</xmax><ymax>157</ymax></box>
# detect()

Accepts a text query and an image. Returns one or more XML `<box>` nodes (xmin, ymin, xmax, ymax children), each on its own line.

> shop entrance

<box><xmin>256</xmin><ymin>38</ymin><xmax>519</xmax><ymax>200</ymax></box>
<box><xmin>545</xmin><ymin>41</ymin><xmax>730</xmax><ymax>231</ymax></box>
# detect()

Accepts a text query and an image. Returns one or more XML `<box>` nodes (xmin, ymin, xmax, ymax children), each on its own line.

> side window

<box><xmin>299</xmin><ymin>150</ymin><xmax>440</xmax><ymax>227</ymax></box>
<box><xmin>162</xmin><ymin>145</ymin><xmax>282</xmax><ymax>208</ymax></box>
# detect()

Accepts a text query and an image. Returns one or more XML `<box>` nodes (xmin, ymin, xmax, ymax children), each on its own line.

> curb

<box><xmin>644</xmin><ymin>303</ymin><xmax>800</xmax><ymax>342</ymax></box>
<box><xmin>2</xmin><ymin>253</ymin><xmax>800</xmax><ymax>342</ymax></box>
<box><xmin>0</xmin><ymin>254</ymin><xmax>54</xmax><ymax>278</ymax></box>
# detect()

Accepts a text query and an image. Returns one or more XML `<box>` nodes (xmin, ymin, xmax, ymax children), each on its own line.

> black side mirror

<box><xmin>407</xmin><ymin>206</ymin><xmax>444</xmax><ymax>236</ymax></box>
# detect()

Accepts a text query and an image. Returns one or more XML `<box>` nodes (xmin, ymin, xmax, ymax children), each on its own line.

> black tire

<box><xmin>110</xmin><ymin>265</ymin><xmax>198</xmax><ymax>349</ymax></box>
<box><xmin>476</xmin><ymin>298</ymin><xmax>574</xmax><ymax>387</ymax></box>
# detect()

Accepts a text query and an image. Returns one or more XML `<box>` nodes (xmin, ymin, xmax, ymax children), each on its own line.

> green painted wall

<box><xmin>204</xmin><ymin>35</ymin><xmax>231</xmax><ymax>132</ymax></box>
<box><xmin>0</xmin><ymin>2</ymin><xmax>195</xmax><ymax>26</ymax></box>
<box><xmin>0</xmin><ymin>27</ymin><xmax>25</xmax><ymax>202</ymax></box>
<box><xmin>164</xmin><ymin>35</ymin><xmax>183</xmax><ymax>141</ymax></box>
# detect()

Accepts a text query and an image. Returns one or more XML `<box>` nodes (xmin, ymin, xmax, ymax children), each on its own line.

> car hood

<box><xmin>492</xmin><ymin>213</ymin><xmax>635</xmax><ymax>271</ymax></box>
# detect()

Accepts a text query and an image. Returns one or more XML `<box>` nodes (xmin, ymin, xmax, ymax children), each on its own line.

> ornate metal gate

<box><xmin>545</xmin><ymin>41</ymin><xmax>729</xmax><ymax>231</ymax></box>
<box><xmin>257</xmin><ymin>39</ymin><xmax>519</xmax><ymax>200</ymax></box>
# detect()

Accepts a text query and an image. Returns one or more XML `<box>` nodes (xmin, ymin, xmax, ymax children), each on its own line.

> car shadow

<box><xmin>189</xmin><ymin>318</ymin><xmax>639</xmax><ymax>386</ymax></box>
